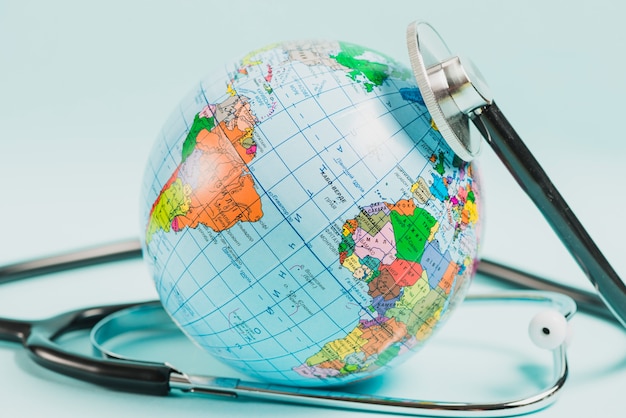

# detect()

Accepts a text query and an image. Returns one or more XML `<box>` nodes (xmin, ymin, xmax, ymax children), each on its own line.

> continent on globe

<box><xmin>280</xmin><ymin>40</ymin><xmax>412</xmax><ymax>92</ymax></box>
<box><xmin>294</xmin><ymin>159</ymin><xmax>479</xmax><ymax>379</ymax></box>
<box><xmin>329</xmin><ymin>42</ymin><xmax>412</xmax><ymax>92</ymax></box>
<box><xmin>145</xmin><ymin>94</ymin><xmax>262</xmax><ymax>244</ymax></box>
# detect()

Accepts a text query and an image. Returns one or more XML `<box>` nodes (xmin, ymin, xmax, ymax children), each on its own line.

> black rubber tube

<box><xmin>474</xmin><ymin>103</ymin><xmax>626</xmax><ymax>327</ymax></box>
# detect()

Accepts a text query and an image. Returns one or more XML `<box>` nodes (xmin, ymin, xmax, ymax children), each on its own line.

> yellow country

<box><xmin>395</xmin><ymin>274</ymin><xmax>430</xmax><ymax>310</ymax></box>
<box><xmin>342</xmin><ymin>252</ymin><xmax>362</xmax><ymax>273</ymax></box>
<box><xmin>328</xmin><ymin>327</ymin><xmax>367</xmax><ymax>359</ymax></box>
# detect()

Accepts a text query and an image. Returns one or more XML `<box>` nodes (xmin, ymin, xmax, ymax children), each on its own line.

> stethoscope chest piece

<box><xmin>406</xmin><ymin>21</ymin><xmax>491</xmax><ymax>161</ymax></box>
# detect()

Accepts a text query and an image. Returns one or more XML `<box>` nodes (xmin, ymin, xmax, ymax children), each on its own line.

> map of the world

<box><xmin>140</xmin><ymin>40</ymin><xmax>481</xmax><ymax>386</ymax></box>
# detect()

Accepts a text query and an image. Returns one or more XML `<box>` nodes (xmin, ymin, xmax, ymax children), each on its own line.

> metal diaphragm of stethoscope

<box><xmin>0</xmin><ymin>20</ymin><xmax>625</xmax><ymax>418</ymax></box>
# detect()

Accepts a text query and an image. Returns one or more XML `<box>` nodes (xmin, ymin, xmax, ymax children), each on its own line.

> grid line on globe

<box><xmin>140</xmin><ymin>40</ymin><xmax>481</xmax><ymax>386</ymax></box>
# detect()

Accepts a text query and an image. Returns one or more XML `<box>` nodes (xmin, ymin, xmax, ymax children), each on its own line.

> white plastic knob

<box><xmin>528</xmin><ymin>309</ymin><xmax>569</xmax><ymax>350</ymax></box>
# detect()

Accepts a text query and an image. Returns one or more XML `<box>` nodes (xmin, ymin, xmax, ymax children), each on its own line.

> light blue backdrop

<box><xmin>1</xmin><ymin>1</ymin><xmax>624</xmax><ymax>417</ymax></box>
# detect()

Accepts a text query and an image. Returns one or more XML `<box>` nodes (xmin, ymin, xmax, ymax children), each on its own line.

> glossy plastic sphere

<box><xmin>140</xmin><ymin>40</ymin><xmax>481</xmax><ymax>386</ymax></box>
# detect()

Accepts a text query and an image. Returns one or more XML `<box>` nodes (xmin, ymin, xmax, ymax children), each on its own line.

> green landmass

<box><xmin>338</xmin><ymin>233</ymin><xmax>355</xmax><ymax>255</ymax></box>
<box><xmin>390</xmin><ymin>207</ymin><xmax>437</xmax><ymax>262</ymax></box>
<box><xmin>341</xmin><ymin>363</ymin><xmax>359</xmax><ymax>374</ymax></box>
<box><xmin>330</xmin><ymin>42</ymin><xmax>410</xmax><ymax>91</ymax></box>
<box><xmin>434</xmin><ymin>152</ymin><xmax>445</xmax><ymax>175</ymax></box>
<box><xmin>181</xmin><ymin>113</ymin><xmax>215</xmax><ymax>162</ymax></box>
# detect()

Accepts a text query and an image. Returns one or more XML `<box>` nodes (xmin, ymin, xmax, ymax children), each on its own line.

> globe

<box><xmin>140</xmin><ymin>40</ymin><xmax>481</xmax><ymax>387</ymax></box>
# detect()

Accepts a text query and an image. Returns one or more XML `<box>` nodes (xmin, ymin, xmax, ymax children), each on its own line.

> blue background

<box><xmin>1</xmin><ymin>1</ymin><xmax>624</xmax><ymax>416</ymax></box>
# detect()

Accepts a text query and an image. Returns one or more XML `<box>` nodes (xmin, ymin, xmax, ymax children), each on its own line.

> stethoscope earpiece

<box><xmin>529</xmin><ymin>309</ymin><xmax>571</xmax><ymax>350</ymax></box>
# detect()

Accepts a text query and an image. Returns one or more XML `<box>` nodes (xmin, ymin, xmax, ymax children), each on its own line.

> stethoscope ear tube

<box><xmin>0</xmin><ymin>240</ymin><xmax>142</xmax><ymax>284</ymax></box>
<box><xmin>27</xmin><ymin>334</ymin><xmax>173</xmax><ymax>396</ymax></box>
<box><xmin>471</xmin><ymin>104</ymin><xmax>626</xmax><ymax>328</ymax></box>
<box><xmin>478</xmin><ymin>258</ymin><xmax>619</xmax><ymax>324</ymax></box>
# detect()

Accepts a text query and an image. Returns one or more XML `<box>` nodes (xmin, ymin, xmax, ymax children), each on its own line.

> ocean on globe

<box><xmin>140</xmin><ymin>40</ymin><xmax>481</xmax><ymax>387</ymax></box>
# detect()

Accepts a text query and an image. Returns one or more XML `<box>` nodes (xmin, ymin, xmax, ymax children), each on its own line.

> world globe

<box><xmin>140</xmin><ymin>40</ymin><xmax>481</xmax><ymax>387</ymax></box>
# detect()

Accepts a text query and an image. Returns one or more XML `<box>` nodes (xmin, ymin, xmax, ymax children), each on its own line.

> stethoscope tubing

<box><xmin>0</xmin><ymin>238</ymin><xmax>590</xmax><ymax>416</ymax></box>
<box><xmin>91</xmin><ymin>292</ymin><xmax>575</xmax><ymax>417</ymax></box>
<box><xmin>472</xmin><ymin>104</ymin><xmax>626</xmax><ymax>327</ymax></box>
<box><xmin>0</xmin><ymin>239</ymin><xmax>142</xmax><ymax>284</ymax></box>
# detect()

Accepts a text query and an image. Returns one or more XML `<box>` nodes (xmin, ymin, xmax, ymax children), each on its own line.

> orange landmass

<box><xmin>316</xmin><ymin>359</ymin><xmax>345</xmax><ymax>370</ymax></box>
<box><xmin>360</xmin><ymin>318</ymin><xmax>407</xmax><ymax>356</ymax></box>
<box><xmin>146</xmin><ymin>94</ymin><xmax>262</xmax><ymax>241</ymax></box>
<box><xmin>175</xmin><ymin>120</ymin><xmax>262</xmax><ymax>232</ymax></box>
<box><xmin>385</xmin><ymin>199</ymin><xmax>416</xmax><ymax>216</ymax></box>
<box><xmin>343</xmin><ymin>219</ymin><xmax>358</xmax><ymax>235</ymax></box>
<box><xmin>437</xmin><ymin>261</ymin><xmax>459</xmax><ymax>295</ymax></box>
<box><xmin>380</xmin><ymin>258</ymin><xmax>423</xmax><ymax>287</ymax></box>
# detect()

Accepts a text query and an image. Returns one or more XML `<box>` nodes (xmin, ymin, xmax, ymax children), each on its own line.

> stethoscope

<box><xmin>0</xmin><ymin>20</ymin><xmax>624</xmax><ymax>417</ymax></box>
